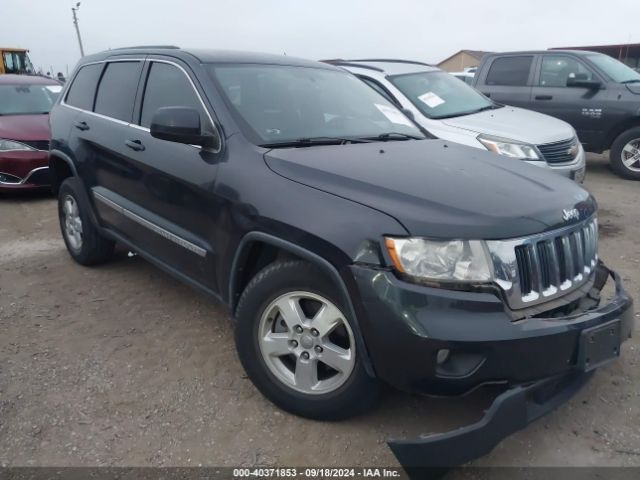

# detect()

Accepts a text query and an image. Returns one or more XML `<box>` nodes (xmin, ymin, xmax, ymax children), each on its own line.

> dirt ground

<box><xmin>0</xmin><ymin>153</ymin><xmax>639</xmax><ymax>471</ymax></box>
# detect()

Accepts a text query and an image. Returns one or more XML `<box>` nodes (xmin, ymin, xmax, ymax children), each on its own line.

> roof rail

<box><xmin>111</xmin><ymin>45</ymin><xmax>180</xmax><ymax>50</ymax></box>
<box><xmin>320</xmin><ymin>59</ymin><xmax>385</xmax><ymax>72</ymax></box>
<box><xmin>349</xmin><ymin>58</ymin><xmax>433</xmax><ymax>67</ymax></box>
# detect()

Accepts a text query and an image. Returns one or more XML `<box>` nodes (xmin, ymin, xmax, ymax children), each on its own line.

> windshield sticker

<box><xmin>374</xmin><ymin>104</ymin><xmax>414</xmax><ymax>127</ymax></box>
<box><xmin>45</xmin><ymin>85</ymin><xmax>63</xmax><ymax>93</ymax></box>
<box><xmin>418</xmin><ymin>91</ymin><xmax>445</xmax><ymax>108</ymax></box>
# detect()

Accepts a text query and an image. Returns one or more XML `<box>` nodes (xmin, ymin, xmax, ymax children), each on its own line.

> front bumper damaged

<box><xmin>376</xmin><ymin>266</ymin><xmax>633</xmax><ymax>473</ymax></box>
<box><xmin>389</xmin><ymin>370</ymin><xmax>592</xmax><ymax>473</ymax></box>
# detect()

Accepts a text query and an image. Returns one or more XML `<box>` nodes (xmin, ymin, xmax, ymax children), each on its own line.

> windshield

<box><xmin>0</xmin><ymin>84</ymin><xmax>61</xmax><ymax>115</ymax></box>
<box><xmin>586</xmin><ymin>53</ymin><xmax>640</xmax><ymax>83</ymax></box>
<box><xmin>389</xmin><ymin>71</ymin><xmax>495</xmax><ymax>119</ymax></box>
<box><xmin>209</xmin><ymin>64</ymin><xmax>424</xmax><ymax>145</ymax></box>
<box><xmin>2</xmin><ymin>51</ymin><xmax>35</xmax><ymax>74</ymax></box>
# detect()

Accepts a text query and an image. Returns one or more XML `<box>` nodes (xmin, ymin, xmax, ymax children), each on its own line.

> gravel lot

<box><xmin>0</xmin><ymin>153</ymin><xmax>638</xmax><ymax>471</ymax></box>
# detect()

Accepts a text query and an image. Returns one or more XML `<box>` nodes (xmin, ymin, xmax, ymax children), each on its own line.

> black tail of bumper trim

<box><xmin>388</xmin><ymin>371</ymin><xmax>593</xmax><ymax>471</ymax></box>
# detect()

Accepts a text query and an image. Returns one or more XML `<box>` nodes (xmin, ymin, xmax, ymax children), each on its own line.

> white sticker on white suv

<box><xmin>418</xmin><ymin>91</ymin><xmax>446</xmax><ymax>108</ymax></box>
<box><xmin>375</xmin><ymin>104</ymin><xmax>414</xmax><ymax>127</ymax></box>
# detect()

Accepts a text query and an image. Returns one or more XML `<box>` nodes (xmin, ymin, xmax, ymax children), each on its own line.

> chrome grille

<box><xmin>537</xmin><ymin>137</ymin><xmax>579</xmax><ymax>164</ymax></box>
<box><xmin>487</xmin><ymin>218</ymin><xmax>598</xmax><ymax>310</ymax></box>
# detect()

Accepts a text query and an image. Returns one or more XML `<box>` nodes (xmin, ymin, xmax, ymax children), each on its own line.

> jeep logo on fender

<box><xmin>562</xmin><ymin>208</ymin><xmax>580</xmax><ymax>222</ymax></box>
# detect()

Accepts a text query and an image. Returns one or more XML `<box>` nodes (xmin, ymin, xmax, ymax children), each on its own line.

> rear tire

<box><xmin>58</xmin><ymin>177</ymin><xmax>115</xmax><ymax>265</ymax></box>
<box><xmin>234</xmin><ymin>260</ymin><xmax>379</xmax><ymax>420</ymax></box>
<box><xmin>610</xmin><ymin>127</ymin><xmax>640</xmax><ymax>180</ymax></box>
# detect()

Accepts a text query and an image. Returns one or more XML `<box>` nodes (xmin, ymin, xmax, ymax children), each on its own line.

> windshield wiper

<box><xmin>622</xmin><ymin>79</ymin><xmax>640</xmax><ymax>84</ymax></box>
<box><xmin>373</xmin><ymin>132</ymin><xmax>423</xmax><ymax>141</ymax></box>
<box><xmin>260</xmin><ymin>136</ymin><xmax>373</xmax><ymax>148</ymax></box>
<box><xmin>430</xmin><ymin>104</ymin><xmax>498</xmax><ymax>119</ymax></box>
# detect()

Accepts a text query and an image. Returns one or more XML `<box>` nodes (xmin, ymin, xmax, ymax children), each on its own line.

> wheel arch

<box><xmin>605</xmin><ymin>116</ymin><xmax>640</xmax><ymax>151</ymax></box>
<box><xmin>229</xmin><ymin>231</ymin><xmax>376</xmax><ymax>377</ymax></box>
<box><xmin>49</xmin><ymin>149</ymin><xmax>78</xmax><ymax>195</ymax></box>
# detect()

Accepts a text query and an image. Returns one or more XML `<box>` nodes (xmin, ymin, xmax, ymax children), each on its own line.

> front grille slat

<box><xmin>561</xmin><ymin>235</ymin><xmax>575</xmax><ymax>281</ymax></box>
<box><xmin>515</xmin><ymin>246</ymin><xmax>532</xmax><ymax>295</ymax></box>
<box><xmin>528</xmin><ymin>245</ymin><xmax>543</xmax><ymax>294</ymax></box>
<box><xmin>536</xmin><ymin>241</ymin><xmax>552</xmax><ymax>290</ymax></box>
<box><xmin>546</xmin><ymin>240</ymin><xmax>561</xmax><ymax>287</ymax></box>
<box><xmin>574</xmin><ymin>231</ymin><xmax>585</xmax><ymax>278</ymax></box>
<box><xmin>510</xmin><ymin>218</ymin><xmax>597</xmax><ymax>306</ymax></box>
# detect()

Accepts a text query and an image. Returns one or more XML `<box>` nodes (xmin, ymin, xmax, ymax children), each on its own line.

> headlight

<box><xmin>384</xmin><ymin>237</ymin><xmax>492</xmax><ymax>282</ymax></box>
<box><xmin>0</xmin><ymin>139</ymin><xmax>36</xmax><ymax>152</ymax></box>
<box><xmin>478</xmin><ymin>134</ymin><xmax>540</xmax><ymax>160</ymax></box>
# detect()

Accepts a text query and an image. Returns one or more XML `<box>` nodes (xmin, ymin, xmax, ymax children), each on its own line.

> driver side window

<box><xmin>539</xmin><ymin>56</ymin><xmax>594</xmax><ymax>87</ymax></box>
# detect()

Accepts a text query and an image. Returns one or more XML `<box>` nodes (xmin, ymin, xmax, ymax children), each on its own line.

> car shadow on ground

<box><xmin>0</xmin><ymin>188</ymin><xmax>54</xmax><ymax>203</ymax></box>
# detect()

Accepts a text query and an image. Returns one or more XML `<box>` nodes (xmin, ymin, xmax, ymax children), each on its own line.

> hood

<box><xmin>441</xmin><ymin>106</ymin><xmax>575</xmax><ymax>145</ymax></box>
<box><xmin>0</xmin><ymin>114</ymin><xmax>50</xmax><ymax>141</ymax></box>
<box><xmin>264</xmin><ymin>140</ymin><xmax>595</xmax><ymax>239</ymax></box>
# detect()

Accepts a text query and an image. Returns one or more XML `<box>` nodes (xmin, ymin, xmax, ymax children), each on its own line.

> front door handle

<box><xmin>535</xmin><ymin>95</ymin><xmax>553</xmax><ymax>100</ymax></box>
<box><xmin>125</xmin><ymin>139</ymin><xmax>145</xmax><ymax>152</ymax></box>
<box><xmin>74</xmin><ymin>121</ymin><xmax>89</xmax><ymax>131</ymax></box>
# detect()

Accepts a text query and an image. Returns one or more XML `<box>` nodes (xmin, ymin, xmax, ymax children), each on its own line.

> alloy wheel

<box><xmin>621</xmin><ymin>139</ymin><xmax>640</xmax><ymax>172</ymax></box>
<box><xmin>62</xmin><ymin>194</ymin><xmax>83</xmax><ymax>252</ymax></box>
<box><xmin>258</xmin><ymin>291</ymin><xmax>356</xmax><ymax>395</ymax></box>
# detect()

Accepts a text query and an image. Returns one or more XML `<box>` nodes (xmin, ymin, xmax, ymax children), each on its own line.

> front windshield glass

<box><xmin>389</xmin><ymin>71</ymin><xmax>494</xmax><ymax>119</ymax></box>
<box><xmin>586</xmin><ymin>53</ymin><xmax>640</xmax><ymax>83</ymax></box>
<box><xmin>209</xmin><ymin>64</ymin><xmax>424</xmax><ymax>145</ymax></box>
<box><xmin>2</xmin><ymin>51</ymin><xmax>35</xmax><ymax>74</ymax></box>
<box><xmin>0</xmin><ymin>84</ymin><xmax>61</xmax><ymax>115</ymax></box>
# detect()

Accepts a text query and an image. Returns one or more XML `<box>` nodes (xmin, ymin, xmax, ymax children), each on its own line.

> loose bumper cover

<box><xmin>350</xmin><ymin>263</ymin><xmax>633</xmax><ymax>469</ymax></box>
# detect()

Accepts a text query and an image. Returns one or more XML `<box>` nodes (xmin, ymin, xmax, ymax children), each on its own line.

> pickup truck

<box><xmin>473</xmin><ymin>50</ymin><xmax>640</xmax><ymax>180</ymax></box>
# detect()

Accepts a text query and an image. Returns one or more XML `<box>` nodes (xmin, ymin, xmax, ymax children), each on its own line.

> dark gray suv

<box><xmin>48</xmin><ymin>47</ymin><xmax>633</xmax><ymax>468</ymax></box>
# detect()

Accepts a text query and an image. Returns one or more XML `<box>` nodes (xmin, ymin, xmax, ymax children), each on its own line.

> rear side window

<box><xmin>485</xmin><ymin>56</ymin><xmax>533</xmax><ymax>86</ymax></box>
<box><xmin>65</xmin><ymin>63</ymin><xmax>102</xmax><ymax>110</ymax></box>
<box><xmin>139</xmin><ymin>62</ymin><xmax>204</xmax><ymax>128</ymax></box>
<box><xmin>94</xmin><ymin>61</ymin><xmax>143</xmax><ymax>121</ymax></box>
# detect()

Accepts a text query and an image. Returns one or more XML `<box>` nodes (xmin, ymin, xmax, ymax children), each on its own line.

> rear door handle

<box><xmin>74</xmin><ymin>121</ymin><xmax>89</xmax><ymax>131</ymax></box>
<box><xmin>535</xmin><ymin>95</ymin><xmax>553</xmax><ymax>100</ymax></box>
<box><xmin>125</xmin><ymin>139</ymin><xmax>145</xmax><ymax>152</ymax></box>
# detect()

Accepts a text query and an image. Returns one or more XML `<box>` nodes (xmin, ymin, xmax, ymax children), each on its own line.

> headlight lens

<box><xmin>0</xmin><ymin>139</ymin><xmax>36</xmax><ymax>152</ymax></box>
<box><xmin>385</xmin><ymin>237</ymin><xmax>492</xmax><ymax>282</ymax></box>
<box><xmin>478</xmin><ymin>135</ymin><xmax>540</xmax><ymax>160</ymax></box>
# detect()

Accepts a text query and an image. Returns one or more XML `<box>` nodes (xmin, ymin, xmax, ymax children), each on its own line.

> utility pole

<box><xmin>71</xmin><ymin>2</ymin><xmax>85</xmax><ymax>57</ymax></box>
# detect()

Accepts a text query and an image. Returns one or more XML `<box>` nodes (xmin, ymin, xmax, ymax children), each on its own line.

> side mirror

<box><xmin>150</xmin><ymin>107</ymin><xmax>220</xmax><ymax>149</ymax></box>
<box><xmin>566</xmin><ymin>76</ymin><xmax>601</xmax><ymax>90</ymax></box>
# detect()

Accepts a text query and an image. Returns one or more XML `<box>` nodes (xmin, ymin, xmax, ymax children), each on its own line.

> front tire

<box><xmin>234</xmin><ymin>260</ymin><xmax>379</xmax><ymax>420</ymax></box>
<box><xmin>58</xmin><ymin>177</ymin><xmax>115</xmax><ymax>265</ymax></box>
<box><xmin>610</xmin><ymin>127</ymin><xmax>640</xmax><ymax>180</ymax></box>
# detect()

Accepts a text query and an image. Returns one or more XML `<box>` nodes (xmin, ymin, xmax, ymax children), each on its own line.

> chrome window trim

<box><xmin>486</xmin><ymin>216</ymin><xmax>598</xmax><ymax>310</ymax></box>
<box><xmin>93</xmin><ymin>191</ymin><xmax>207</xmax><ymax>257</ymax></box>
<box><xmin>0</xmin><ymin>166</ymin><xmax>49</xmax><ymax>185</ymax></box>
<box><xmin>60</xmin><ymin>57</ymin><xmax>222</xmax><ymax>153</ymax></box>
<box><xmin>61</xmin><ymin>58</ymin><xmax>146</xmax><ymax>113</ymax></box>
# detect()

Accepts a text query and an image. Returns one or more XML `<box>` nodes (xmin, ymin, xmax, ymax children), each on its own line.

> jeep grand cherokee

<box><xmin>48</xmin><ymin>47</ymin><xmax>634</xmax><ymax>468</ymax></box>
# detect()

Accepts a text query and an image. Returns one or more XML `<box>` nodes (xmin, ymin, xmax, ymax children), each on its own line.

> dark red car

<box><xmin>0</xmin><ymin>74</ymin><xmax>61</xmax><ymax>191</ymax></box>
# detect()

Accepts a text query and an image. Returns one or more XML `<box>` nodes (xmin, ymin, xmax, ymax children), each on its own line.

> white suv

<box><xmin>327</xmin><ymin>59</ymin><xmax>586</xmax><ymax>182</ymax></box>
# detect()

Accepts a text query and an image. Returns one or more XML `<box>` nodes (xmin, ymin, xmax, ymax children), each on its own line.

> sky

<box><xmin>3</xmin><ymin>0</ymin><xmax>639</xmax><ymax>76</ymax></box>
